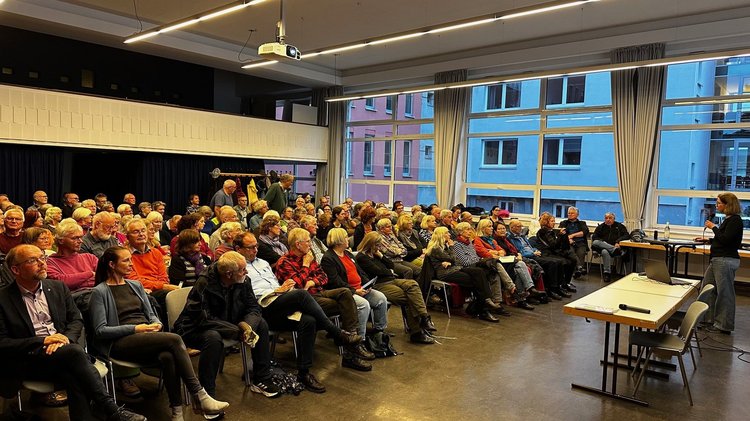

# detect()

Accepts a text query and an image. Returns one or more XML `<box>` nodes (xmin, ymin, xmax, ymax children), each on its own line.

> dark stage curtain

<box><xmin>0</xmin><ymin>143</ymin><xmax>64</xmax><ymax>209</ymax></box>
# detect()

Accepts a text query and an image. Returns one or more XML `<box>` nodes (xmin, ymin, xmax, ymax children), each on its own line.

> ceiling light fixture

<box><xmin>499</xmin><ymin>0</ymin><xmax>598</xmax><ymax>20</ymax></box>
<box><xmin>241</xmin><ymin>60</ymin><xmax>278</xmax><ymax>69</ymax></box>
<box><xmin>326</xmin><ymin>47</ymin><xmax>750</xmax><ymax>102</ymax></box>
<box><xmin>124</xmin><ymin>0</ymin><xmax>266</xmax><ymax>44</ymax></box>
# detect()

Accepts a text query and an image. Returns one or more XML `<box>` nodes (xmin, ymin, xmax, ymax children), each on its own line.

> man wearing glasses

<box><xmin>0</xmin><ymin>244</ymin><xmax>144</xmax><ymax>421</ymax></box>
<box><xmin>61</xmin><ymin>193</ymin><xmax>80</xmax><ymax>219</ymax></box>
<box><xmin>27</xmin><ymin>190</ymin><xmax>49</xmax><ymax>213</ymax></box>
<box><xmin>81</xmin><ymin>212</ymin><xmax>120</xmax><ymax>258</ymax></box>
<box><xmin>0</xmin><ymin>208</ymin><xmax>25</xmax><ymax>254</ymax></box>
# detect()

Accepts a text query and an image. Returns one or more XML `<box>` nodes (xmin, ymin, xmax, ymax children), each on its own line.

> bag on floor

<box><xmin>365</xmin><ymin>331</ymin><xmax>398</xmax><ymax>358</ymax></box>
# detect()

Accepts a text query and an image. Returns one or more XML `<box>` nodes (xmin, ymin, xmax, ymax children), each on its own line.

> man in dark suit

<box><xmin>0</xmin><ymin>244</ymin><xmax>144</xmax><ymax>421</ymax></box>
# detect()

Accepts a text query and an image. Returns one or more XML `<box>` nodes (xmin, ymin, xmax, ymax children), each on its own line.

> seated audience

<box><xmin>43</xmin><ymin>206</ymin><xmax>63</xmax><ymax>232</ymax></box>
<box><xmin>125</xmin><ymin>219</ymin><xmax>179</xmax><ymax>307</ymax></box>
<box><xmin>591</xmin><ymin>212</ymin><xmax>630</xmax><ymax>282</ymax></box>
<box><xmin>175</xmin><ymin>251</ymin><xmax>280</xmax><ymax>400</ymax></box>
<box><xmin>488</xmin><ymin>206</ymin><xmax>506</xmax><ymax>229</ymax></box>
<box><xmin>81</xmin><ymin>211</ymin><xmax>120</xmax><ymax>258</ymax></box>
<box><xmin>376</xmin><ymin>218</ymin><xmax>419</xmax><ymax>280</ymax></box>
<box><xmin>438</xmin><ymin>209</ymin><xmax>456</xmax><ymax>231</ymax></box>
<box><xmin>22</xmin><ymin>227</ymin><xmax>55</xmax><ymax>256</ymax></box>
<box><xmin>169</xmin><ymin>229</ymin><xmax>211</xmax><ymax>287</ymax></box>
<box><xmin>61</xmin><ymin>192</ymin><xmax>80</xmax><ymax>218</ymax></box>
<box><xmin>94</xmin><ymin>193</ymin><xmax>108</xmax><ymax>212</ymax></box>
<box><xmin>236</xmin><ymin>232</ymin><xmax>361</xmax><ymax>393</ymax></box>
<box><xmin>171</xmin><ymin>213</ymin><xmax>214</xmax><ymax>262</ymax></box>
<box><xmin>249</xmin><ymin>200</ymin><xmax>268</xmax><ymax>233</ymax></box>
<box><xmin>300</xmin><ymin>215</ymin><xmax>327</xmax><ymax>264</ymax></box>
<box><xmin>536</xmin><ymin>213</ymin><xmax>578</xmax><ymax>293</ymax></box>
<box><xmin>152</xmin><ymin>201</ymin><xmax>167</xmax><ymax>217</ymax></box>
<box><xmin>491</xmin><ymin>222</ymin><xmax>548</xmax><ymax>304</ymax></box>
<box><xmin>321</xmin><ymin>228</ymin><xmax>387</xmax><ymax>348</ymax></box>
<box><xmin>257</xmin><ymin>215</ymin><xmax>287</xmax><ymax>267</ymax></box>
<box><xmin>198</xmin><ymin>206</ymin><xmax>215</xmax><ymax>235</ymax></box>
<box><xmin>145</xmin><ymin>211</ymin><xmax>164</xmax><ymax>246</ymax></box>
<box><xmin>355</xmin><ymin>231</ymin><xmax>436</xmax><ymax>344</ymax></box>
<box><xmin>23</xmin><ymin>208</ymin><xmax>43</xmax><ymax>229</ymax></box>
<box><xmin>46</xmin><ymin>219</ymin><xmax>98</xmax><ymax>291</ymax></box>
<box><xmin>316</xmin><ymin>213</ymin><xmax>333</xmax><ymax>243</ymax></box>
<box><xmin>160</xmin><ymin>214</ymin><xmax>181</xmax><ymax>247</ymax></box>
<box><xmin>0</xmin><ymin>208</ymin><xmax>25</xmax><ymax>254</ymax></box>
<box><xmin>396</xmin><ymin>214</ymin><xmax>426</xmax><ymax>267</ymax></box>
<box><xmin>280</xmin><ymin>206</ymin><xmax>294</xmax><ymax>233</ymax></box>
<box><xmin>419</xmin><ymin>215</ymin><xmax>437</xmax><ymax>244</ymax></box>
<box><xmin>72</xmin><ymin>207</ymin><xmax>93</xmax><ymax>235</ymax></box>
<box><xmin>460</xmin><ymin>211</ymin><xmax>474</xmax><ymax>226</ymax></box>
<box><xmin>186</xmin><ymin>193</ymin><xmax>201</xmax><ymax>215</ymax></box>
<box><xmin>352</xmin><ymin>206</ymin><xmax>377</xmax><ymax>250</ymax></box>
<box><xmin>0</xmin><ymin>244</ymin><xmax>145</xmax><ymax>421</ymax></box>
<box><xmin>411</xmin><ymin>205</ymin><xmax>425</xmax><ymax>226</ymax></box>
<box><xmin>136</xmin><ymin>202</ymin><xmax>151</xmax><ymax>219</ymax></box>
<box><xmin>426</xmin><ymin>227</ymin><xmax>500</xmax><ymax>322</ymax></box>
<box><xmin>27</xmin><ymin>190</ymin><xmax>48</xmax><ymax>212</ymax></box>
<box><xmin>117</xmin><ymin>203</ymin><xmax>134</xmax><ymax>217</ymax></box>
<box><xmin>558</xmin><ymin>206</ymin><xmax>589</xmax><ymax>277</ymax></box>
<box><xmin>331</xmin><ymin>206</ymin><xmax>355</xmax><ymax>237</ymax></box>
<box><xmin>506</xmin><ymin>219</ymin><xmax>568</xmax><ymax>300</ymax></box>
<box><xmin>208</xmin><ymin>207</ymin><xmax>239</xmax><ymax>248</ymax></box>
<box><xmin>275</xmin><ymin>228</ymin><xmax>372</xmax><ymax>372</ymax></box>
<box><xmin>90</xmin><ymin>247</ymin><xmax>229</xmax><ymax>420</ymax></box>
<box><xmin>212</xmin><ymin>222</ymin><xmax>243</xmax><ymax>258</ymax></box>
<box><xmin>81</xmin><ymin>199</ymin><xmax>97</xmax><ymax>215</ymax></box>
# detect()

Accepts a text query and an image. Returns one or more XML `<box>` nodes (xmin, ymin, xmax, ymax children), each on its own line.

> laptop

<box><xmin>643</xmin><ymin>259</ymin><xmax>691</xmax><ymax>285</ymax></box>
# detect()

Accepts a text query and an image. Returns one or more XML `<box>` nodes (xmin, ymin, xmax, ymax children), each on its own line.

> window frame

<box><xmin>402</xmin><ymin>140</ymin><xmax>412</xmax><ymax>177</ymax></box>
<box><xmin>542</xmin><ymin>136</ymin><xmax>582</xmax><ymax>168</ymax></box>
<box><xmin>481</xmin><ymin>138</ymin><xmax>518</xmax><ymax>167</ymax></box>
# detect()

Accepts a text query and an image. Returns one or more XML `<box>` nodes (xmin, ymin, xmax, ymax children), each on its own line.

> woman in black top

<box><xmin>698</xmin><ymin>193</ymin><xmax>743</xmax><ymax>333</ymax></box>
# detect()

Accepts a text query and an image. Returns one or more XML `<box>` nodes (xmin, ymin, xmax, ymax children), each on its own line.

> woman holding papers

<box><xmin>353</xmin><ymin>230</ymin><xmax>437</xmax><ymax>344</ymax></box>
<box><xmin>698</xmin><ymin>192</ymin><xmax>743</xmax><ymax>334</ymax></box>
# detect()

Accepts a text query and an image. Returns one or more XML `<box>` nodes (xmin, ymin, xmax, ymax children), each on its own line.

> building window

<box><xmin>499</xmin><ymin>201</ymin><xmax>515</xmax><ymax>213</ymax></box>
<box><xmin>547</xmin><ymin>76</ymin><xmax>586</xmax><ymax>106</ymax></box>
<box><xmin>384</xmin><ymin>142</ymin><xmax>392</xmax><ymax>177</ymax></box>
<box><xmin>482</xmin><ymin>138</ymin><xmax>518</xmax><ymax>166</ymax></box>
<box><xmin>426</xmin><ymin>92</ymin><xmax>434</xmax><ymax>106</ymax></box>
<box><xmin>486</xmin><ymin>83</ymin><xmax>521</xmax><ymax>110</ymax></box>
<box><xmin>553</xmin><ymin>203</ymin><xmax>572</xmax><ymax>218</ymax></box>
<box><xmin>363</xmin><ymin>141</ymin><xmax>374</xmax><ymax>175</ymax></box>
<box><xmin>402</xmin><ymin>141</ymin><xmax>412</xmax><ymax>177</ymax></box>
<box><xmin>365</xmin><ymin>98</ymin><xmax>376</xmax><ymax>111</ymax></box>
<box><xmin>424</xmin><ymin>145</ymin><xmax>433</xmax><ymax>160</ymax></box>
<box><xmin>404</xmin><ymin>94</ymin><xmax>413</xmax><ymax>117</ymax></box>
<box><xmin>346</xmin><ymin>142</ymin><xmax>353</xmax><ymax>176</ymax></box>
<box><xmin>386</xmin><ymin>96</ymin><xmax>393</xmax><ymax>114</ymax></box>
<box><xmin>543</xmin><ymin>136</ymin><xmax>581</xmax><ymax>166</ymax></box>
<box><xmin>81</xmin><ymin>69</ymin><xmax>94</xmax><ymax>88</ymax></box>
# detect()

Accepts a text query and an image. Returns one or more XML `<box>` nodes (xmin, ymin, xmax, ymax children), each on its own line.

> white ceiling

<box><xmin>2</xmin><ymin>0</ymin><xmax>750</xmax><ymax>92</ymax></box>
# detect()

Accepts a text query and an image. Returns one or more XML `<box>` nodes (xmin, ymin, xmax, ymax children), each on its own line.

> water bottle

<box><xmin>664</xmin><ymin>221</ymin><xmax>671</xmax><ymax>241</ymax></box>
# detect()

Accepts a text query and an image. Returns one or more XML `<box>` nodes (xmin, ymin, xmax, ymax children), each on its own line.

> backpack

<box><xmin>629</xmin><ymin>229</ymin><xmax>646</xmax><ymax>243</ymax></box>
<box><xmin>365</xmin><ymin>331</ymin><xmax>398</xmax><ymax>358</ymax></box>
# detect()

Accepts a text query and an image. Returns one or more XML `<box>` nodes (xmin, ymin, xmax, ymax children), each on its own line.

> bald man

<box><xmin>210</xmin><ymin>180</ymin><xmax>237</xmax><ymax>216</ymax></box>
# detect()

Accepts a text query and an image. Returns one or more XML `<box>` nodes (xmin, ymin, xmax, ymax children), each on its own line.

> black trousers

<box><xmin>441</xmin><ymin>266</ymin><xmax>492</xmax><ymax>302</ymax></box>
<box><xmin>26</xmin><ymin>343</ymin><xmax>118</xmax><ymax>421</ymax></box>
<box><xmin>530</xmin><ymin>256</ymin><xmax>563</xmax><ymax>289</ymax></box>
<box><xmin>262</xmin><ymin>289</ymin><xmax>340</xmax><ymax>373</ymax></box>
<box><xmin>110</xmin><ymin>332</ymin><xmax>201</xmax><ymax>406</ymax></box>
<box><xmin>182</xmin><ymin>315</ymin><xmax>270</xmax><ymax>397</ymax></box>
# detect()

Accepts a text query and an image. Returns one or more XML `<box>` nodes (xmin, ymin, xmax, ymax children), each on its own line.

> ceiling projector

<box><xmin>258</xmin><ymin>42</ymin><xmax>301</xmax><ymax>60</ymax></box>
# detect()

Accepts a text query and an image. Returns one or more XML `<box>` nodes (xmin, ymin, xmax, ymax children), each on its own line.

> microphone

<box><xmin>618</xmin><ymin>303</ymin><xmax>650</xmax><ymax>314</ymax></box>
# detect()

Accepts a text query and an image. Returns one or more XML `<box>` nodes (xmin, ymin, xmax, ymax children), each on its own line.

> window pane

<box><xmin>346</xmin><ymin>182</ymin><xmax>389</xmax><ymax>204</ymax></box>
<box><xmin>662</xmin><ymin>102</ymin><xmax>750</xmax><ymax>126</ymax></box>
<box><xmin>483</xmin><ymin>140</ymin><xmax>499</xmax><ymax>165</ymax></box>
<box><xmin>469</xmin><ymin>114</ymin><xmax>541</xmax><ymax>133</ymax></box>
<box><xmin>656</xmin><ymin>195</ymin><xmax>750</xmax><ymax>229</ymax></box>
<box><xmin>542</xmin><ymin>133</ymin><xmax>616</xmax><ymax>187</ymax></box>
<box><xmin>394</xmin><ymin>184</ymin><xmax>436</xmax><ymax>207</ymax></box>
<box><xmin>347</xmin><ymin>124</ymin><xmax>393</xmax><ymax>139</ymax></box>
<box><xmin>545</xmin><ymin>72</ymin><xmax>611</xmax><ymax>108</ymax></box>
<box><xmin>394</xmin><ymin>139</ymin><xmax>434</xmax><ymax>181</ymax></box>
<box><xmin>471</xmin><ymin>80</ymin><xmax>540</xmax><ymax>113</ymax></box>
<box><xmin>501</xmin><ymin>139</ymin><xmax>518</xmax><ymax>165</ymax></box>
<box><xmin>657</xmin><ymin>129</ymin><xmax>750</xmax><ymax>191</ymax></box>
<box><xmin>665</xmin><ymin>57</ymin><xmax>750</xmax><ymax>100</ymax></box>
<box><xmin>385</xmin><ymin>96</ymin><xmax>393</xmax><ymax>114</ymax></box>
<box><xmin>466</xmin><ymin>188</ymin><xmax>534</xmax><ymax>215</ymax></box>
<box><xmin>396</xmin><ymin>93</ymin><xmax>431</xmax><ymax>119</ymax></box>
<box><xmin>541</xmin><ymin>190</ymin><xmax>622</xmax><ymax>221</ymax></box>
<box><xmin>546</xmin><ymin>78</ymin><xmax>563</xmax><ymax>105</ymax></box>
<box><xmin>397</xmin><ymin>123</ymin><xmax>434</xmax><ymax>135</ymax></box>
<box><xmin>348</xmin><ymin>98</ymin><xmax>390</xmax><ymax>121</ymax></box>
<box><xmin>346</xmin><ymin>141</ymin><xmax>392</xmax><ymax>180</ymax></box>
<box><xmin>383</xmin><ymin>142</ymin><xmax>392</xmax><ymax>176</ymax></box>
<box><xmin>546</xmin><ymin>111</ymin><xmax>612</xmax><ymax>128</ymax></box>
<box><xmin>566</xmin><ymin>76</ymin><xmax>586</xmax><ymax>103</ymax></box>
<box><xmin>467</xmin><ymin>135</ymin><xmax>538</xmax><ymax>184</ymax></box>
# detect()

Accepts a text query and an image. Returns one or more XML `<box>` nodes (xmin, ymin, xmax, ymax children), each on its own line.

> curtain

<box><xmin>323</xmin><ymin>86</ymin><xmax>346</xmax><ymax>203</ymax></box>
<box><xmin>0</xmin><ymin>143</ymin><xmax>64</xmax><ymax>208</ymax></box>
<box><xmin>434</xmin><ymin>69</ymin><xmax>469</xmax><ymax>208</ymax></box>
<box><xmin>610</xmin><ymin>43</ymin><xmax>666</xmax><ymax>231</ymax></box>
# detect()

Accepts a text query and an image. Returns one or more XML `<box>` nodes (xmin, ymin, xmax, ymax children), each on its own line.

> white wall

<box><xmin>0</xmin><ymin>84</ymin><xmax>328</xmax><ymax>162</ymax></box>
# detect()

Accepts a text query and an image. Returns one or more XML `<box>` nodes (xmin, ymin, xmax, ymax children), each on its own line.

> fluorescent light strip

<box><xmin>499</xmin><ymin>0</ymin><xmax>593</xmax><ymax>20</ymax></box>
<box><xmin>241</xmin><ymin>60</ymin><xmax>278</xmax><ymax>69</ymax></box>
<box><xmin>426</xmin><ymin>18</ymin><xmax>499</xmax><ymax>34</ymax></box>
<box><xmin>368</xmin><ymin>32</ymin><xmax>427</xmax><ymax>45</ymax></box>
<box><xmin>319</xmin><ymin>44</ymin><xmax>367</xmax><ymax>55</ymax></box>
<box><xmin>125</xmin><ymin>0</ymin><xmax>264</xmax><ymax>44</ymax></box>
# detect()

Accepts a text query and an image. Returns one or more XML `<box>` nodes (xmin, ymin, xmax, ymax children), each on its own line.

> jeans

<box><xmin>592</xmin><ymin>240</ymin><xmax>617</xmax><ymax>273</ymax></box>
<box><xmin>354</xmin><ymin>289</ymin><xmax>388</xmax><ymax>336</ymax></box>
<box><xmin>512</xmin><ymin>261</ymin><xmax>534</xmax><ymax>291</ymax></box>
<box><xmin>700</xmin><ymin>257</ymin><xmax>739</xmax><ymax>331</ymax></box>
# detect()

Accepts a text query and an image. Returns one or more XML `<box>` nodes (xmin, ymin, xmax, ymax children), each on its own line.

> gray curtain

<box><xmin>322</xmin><ymin>86</ymin><xmax>345</xmax><ymax>203</ymax></box>
<box><xmin>610</xmin><ymin>43</ymin><xmax>665</xmax><ymax>231</ymax></box>
<box><xmin>434</xmin><ymin>69</ymin><xmax>469</xmax><ymax>208</ymax></box>
<box><xmin>311</xmin><ymin>88</ymin><xmax>328</xmax><ymax>127</ymax></box>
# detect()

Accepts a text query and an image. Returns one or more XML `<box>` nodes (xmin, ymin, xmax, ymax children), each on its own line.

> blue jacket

<box><xmin>507</xmin><ymin>232</ymin><xmax>538</xmax><ymax>258</ymax></box>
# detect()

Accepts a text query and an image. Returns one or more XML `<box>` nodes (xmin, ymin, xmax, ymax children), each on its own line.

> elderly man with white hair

<box><xmin>248</xmin><ymin>199</ymin><xmax>268</xmax><ymax>233</ymax></box>
<box><xmin>0</xmin><ymin>208</ymin><xmax>25</xmax><ymax>254</ymax></box>
<box><xmin>27</xmin><ymin>190</ymin><xmax>48</xmax><ymax>212</ymax></box>
<box><xmin>558</xmin><ymin>206</ymin><xmax>590</xmax><ymax>277</ymax></box>
<box><xmin>591</xmin><ymin>212</ymin><xmax>630</xmax><ymax>282</ymax></box>
<box><xmin>46</xmin><ymin>218</ymin><xmax>98</xmax><ymax>291</ymax></box>
<box><xmin>209</xmin><ymin>206</ymin><xmax>239</xmax><ymax>249</ymax></box>
<box><xmin>80</xmin><ymin>211</ymin><xmax>119</xmax><ymax>258</ymax></box>
<box><xmin>210</xmin><ymin>179</ymin><xmax>237</xmax><ymax>216</ymax></box>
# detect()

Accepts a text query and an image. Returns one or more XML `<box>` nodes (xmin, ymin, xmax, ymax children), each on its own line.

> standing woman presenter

<box><xmin>699</xmin><ymin>192</ymin><xmax>743</xmax><ymax>334</ymax></box>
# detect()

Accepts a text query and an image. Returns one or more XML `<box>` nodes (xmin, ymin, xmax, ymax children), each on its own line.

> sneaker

<box><xmin>116</xmin><ymin>378</ymin><xmax>142</xmax><ymax>398</ymax></box>
<box><xmin>250</xmin><ymin>379</ymin><xmax>280</xmax><ymax>398</ymax></box>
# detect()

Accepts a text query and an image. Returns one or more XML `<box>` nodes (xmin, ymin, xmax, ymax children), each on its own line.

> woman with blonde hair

<box><xmin>72</xmin><ymin>207</ymin><xmax>93</xmax><ymax>235</ymax></box>
<box><xmin>419</xmin><ymin>215</ymin><xmax>438</xmax><ymax>244</ymax></box>
<box><xmin>43</xmin><ymin>206</ymin><xmax>63</xmax><ymax>232</ymax></box>
<box><xmin>396</xmin><ymin>214</ymin><xmax>426</xmax><ymax>267</ymax></box>
<box><xmin>355</xmin><ymin>231</ymin><xmax>436</xmax><ymax>343</ymax></box>
<box><xmin>426</xmin><ymin>227</ymin><xmax>499</xmax><ymax>322</ymax></box>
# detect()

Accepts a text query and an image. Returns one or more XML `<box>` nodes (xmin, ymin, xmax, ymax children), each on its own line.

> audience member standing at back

<box><xmin>264</xmin><ymin>174</ymin><xmax>294</xmax><ymax>214</ymax></box>
<box><xmin>209</xmin><ymin>180</ymin><xmax>237</xmax><ymax>217</ymax></box>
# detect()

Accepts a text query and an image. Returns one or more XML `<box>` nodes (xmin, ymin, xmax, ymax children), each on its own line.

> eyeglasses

<box><xmin>128</xmin><ymin>229</ymin><xmax>148</xmax><ymax>235</ymax></box>
<box><xmin>17</xmin><ymin>255</ymin><xmax>47</xmax><ymax>266</ymax></box>
<box><xmin>239</xmin><ymin>244</ymin><xmax>258</xmax><ymax>250</ymax></box>
<box><xmin>5</xmin><ymin>217</ymin><xmax>22</xmax><ymax>222</ymax></box>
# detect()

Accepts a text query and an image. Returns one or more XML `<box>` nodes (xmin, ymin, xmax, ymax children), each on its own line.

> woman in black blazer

<box><xmin>354</xmin><ymin>231</ymin><xmax>436</xmax><ymax>344</ymax></box>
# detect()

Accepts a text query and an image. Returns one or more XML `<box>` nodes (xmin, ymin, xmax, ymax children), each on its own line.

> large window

<box><xmin>345</xmin><ymin>92</ymin><xmax>434</xmax><ymax>206</ymax></box>
<box><xmin>466</xmin><ymin>72</ymin><xmax>616</xmax><ymax>220</ymax></box>
<box><xmin>655</xmin><ymin>56</ymin><xmax>750</xmax><ymax>231</ymax></box>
